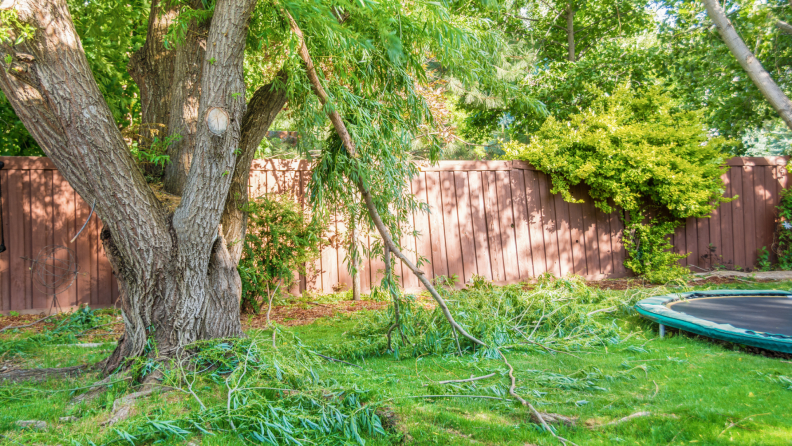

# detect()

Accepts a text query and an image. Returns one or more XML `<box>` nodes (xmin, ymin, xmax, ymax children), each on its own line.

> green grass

<box><xmin>2</xmin><ymin>280</ymin><xmax>792</xmax><ymax>445</ymax></box>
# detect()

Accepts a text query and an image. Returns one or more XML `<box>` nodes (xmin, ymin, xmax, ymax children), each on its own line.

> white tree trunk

<box><xmin>703</xmin><ymin>0</ymin><xmax>792</xmax><ymax>130</ymax></box>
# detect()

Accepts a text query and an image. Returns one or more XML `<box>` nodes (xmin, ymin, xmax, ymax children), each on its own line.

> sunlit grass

<box><xmin>1</xmin><ymin>279</ymin><xmax>791</xmax><ymax>445</ymax></box>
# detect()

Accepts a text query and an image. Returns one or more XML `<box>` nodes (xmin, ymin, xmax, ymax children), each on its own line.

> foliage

<box><xmin>96</xmin><ymin>334</ymin><xmax>391</xmax><ymax>445</ymax></box>
<box><xmin>622</xmin><ymin>219</ymin><xmax>689</xmax><ymax>282</ymax></box>
<box><xmin>130</xmin><ymin>134</ymin><xmax>179</xmax><ymax>169</ymax></box>
<box><xmin>238</xmin><ymin>194</ymin><xmax>322</xmax><ymax>312</ymax></box>
<box><xmin>325</xmin><ymin>276</ymin><xmax>650</xmax><ymax>360</ymax></box>
<box><xmin>505</xmin><ymin>85</ymin><xmax>732</xmax><ymax>282</ymax></box>
<box><xmin>658</xmin><ymin>0</ymin><xmax>792</xmax><ymax>142</ymax></box>
<box><xmin>775</xmin><ymin>187</ymin><xmax>792</xmax><ymax>270</ymax></box>
<box><xmin>0</xmin><ymin>306</ymin><xmax>105</xmax><ymax>357</ymax></box>
<box><xmin>757</xmin><ymin>246</ymin><xmax>772</xmax><ymax>272</ymax></box>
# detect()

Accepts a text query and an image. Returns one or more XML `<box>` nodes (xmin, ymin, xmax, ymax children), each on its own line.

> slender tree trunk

<box><xmin>703</xmin><ymin>0</ymin><xmax>792</xmax><ymax>130</ymax></box>
<box><xmin>566</xmin><ymin>4</ymin><xmax>576</xmax><ymax>62</ymax></box>
<box><xmin>351</xmin><ymin>218</ymin><xmax>361</xmax><ymax>301</ymax></box>
<box><xmin>0</xmin><ymin>0</ymin><xmax>263</xmax><ymax>373</ymax></box>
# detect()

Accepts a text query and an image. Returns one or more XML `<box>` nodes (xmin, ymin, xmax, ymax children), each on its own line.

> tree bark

<box><xmin>566</xmin><ymin>4</ymin><xmax>576</xmax><ymax>62</ymax></box>
<box><xmin>0</xmin><ymin>0</ymin><xmax>261</xmax><ymax>372</ymax></box>
<box><xmin>703</xmin><ymin>0</ymin><xmax>792</xmax><ymax>130</ymax></box>
<box><xmin>163</xmin><ymin>4</ymin><xmax>211</xmax><ymax>194</ymax></box>
<box><xmin>127</xmin><ymin>0</ymin><xmax>177</xmax><ymax>148</ymax></box>
<box><xmin>351</xmin><ymin>218</ymin><xmax>361</xmax><ymax>301</ymax></box>
<box><xmin>221</xmin><ymin>71</ymin><xmax>289</xmax><ymax>264</ymax></box>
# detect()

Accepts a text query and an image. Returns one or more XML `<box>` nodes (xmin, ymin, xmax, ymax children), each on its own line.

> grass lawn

<box><xmin>1</xmin><ymin>279</ymin><xmax>791</xmax><ymax>445</ymax></box>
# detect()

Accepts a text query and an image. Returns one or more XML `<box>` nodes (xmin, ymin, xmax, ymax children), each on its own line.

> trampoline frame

<box><xmin>635</xmin><ymin>289</ymin><xmax>792</xmax><ymax>354</ymax></box>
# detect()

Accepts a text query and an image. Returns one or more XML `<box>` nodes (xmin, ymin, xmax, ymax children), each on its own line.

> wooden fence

<box><xmin>0</xmin><ymin>156</ymin><xmax>788</xmax><ymax>313</ymax></box>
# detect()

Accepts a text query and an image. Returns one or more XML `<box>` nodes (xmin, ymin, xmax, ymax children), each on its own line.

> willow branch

<box><xmin>284</xmin><ymin>9</ymin><xmax>485</xmax><ymax>349</ymax></box>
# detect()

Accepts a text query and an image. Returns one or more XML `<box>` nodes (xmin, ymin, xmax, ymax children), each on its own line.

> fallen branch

<box><xmin>437</xmin><ymin>373</ymin><xmax>497</xmax><ymax>385</ymax></box>
<box><xmin>586</xmin><ymin>411</ymin><xmax>678</xmax><ymax>429</ymax></box>
<box><xmin>0</xmin><ymin>314</ymin><xmax>56</xmax><ymax>333</ymax></box>
<box><xmin>498</xmin><ymin>349</ymin><xmax>579</xmax><ymax>445</ymax></box>
<box><xmin>70</xmin><ymin>373</ymin><xmax>128</xmax><ymax>405</ymax></box>
<box><xmin>717</xmin><ymin>413</ymin><xmax>770</xmax><ymax>438</ymax></box>
<box><xmin>310</xmin><ymin>351</ymin><xmax>363</xmax><ymax>369</ymax></box>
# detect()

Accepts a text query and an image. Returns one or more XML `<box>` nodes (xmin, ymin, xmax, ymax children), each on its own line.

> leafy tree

<box><xmin>505</xmin><ymin>84</ymin><xmax>733</xmax><ymax>282</ymax></box>
<box><xmin>659</xmin><ymin>0</ymin><xmax>792</xmax><ymax>141</ymax></box>
<box><xmin>0</xmin><ymin>0</ymin><xmax>498</xmax><ymax>369</ymax></box>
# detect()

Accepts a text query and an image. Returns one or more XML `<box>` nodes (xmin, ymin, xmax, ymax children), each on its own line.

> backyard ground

<box><xmin>1</xmin><ymin>277</ymin><xmax>791</xmax><ymax>445</ymax></box>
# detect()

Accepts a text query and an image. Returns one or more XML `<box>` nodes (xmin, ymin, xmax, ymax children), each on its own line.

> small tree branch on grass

<box><xmin>586</xmin><ymin>411</ymin><xmax>679</xmax><ymax>429</ymax></box>
<box><xmin>0</xmin><ymin>315</ymin><xmax>57</xmax><ymax>333</ymax></box>
<box><xmin>436</xmin><ymin>373</ymin><xmax>497</xmax><ymax>385</ymax></box>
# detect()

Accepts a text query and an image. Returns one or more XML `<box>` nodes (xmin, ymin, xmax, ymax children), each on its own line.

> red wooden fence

<box><xmin>0</xmin><ymin>156</ymin><xmax>787</xmax><ymax>314</ymax></box>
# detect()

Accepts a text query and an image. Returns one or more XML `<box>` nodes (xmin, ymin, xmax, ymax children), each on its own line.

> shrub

<box><xmin>238</xmin><ymin>194</ymin><xmax>322</xmax><ymax>312</ymax></box>
<box><xmin>776</xmin><ymin>188</ymin><xmax>792</xmax><ymax>270</ymax></box>
<box><xmin>505</xmin><ymin>84</ymin><xmax>733</xmax><ymax>282</ymax></box>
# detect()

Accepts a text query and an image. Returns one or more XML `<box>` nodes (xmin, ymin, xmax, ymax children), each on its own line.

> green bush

<box><xmin>776</xmin><ymin>188</ymin><xmax>792</xmax><ymax>270</ymax></box>
<box><xmin>505</xmin><ymin>84</ymin><xmax>733</xmax><ymax>282</ymax></box>
<box><xmin>238</xmin><ymin>194</ymin><xmax>322</xmax><ymax>313</ymax></box>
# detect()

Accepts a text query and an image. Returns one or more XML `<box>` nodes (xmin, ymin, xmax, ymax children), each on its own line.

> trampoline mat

<box><xmin>668</xmin><ymin>296</ymin><xmax>792</xmax><ymax>337</ymax></box>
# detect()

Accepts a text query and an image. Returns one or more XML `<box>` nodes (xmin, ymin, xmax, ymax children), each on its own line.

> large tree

<box><xmin>0</xmin><ymin>0</ymin><xmax>497</xmax><ymax>372</ymax></box>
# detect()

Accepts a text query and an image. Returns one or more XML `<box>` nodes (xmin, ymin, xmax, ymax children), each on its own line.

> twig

<box><xmin>717</xmin><ymin>413</ymin><xmax>769</xmax><ymax>438</ymax></box>
<box><xmin>437</xmin><ymin>373</ymin><xmax>496</xmax><ymax>385</ymax></box>
<box><xmin>587</xmin><ymin>411</ymin><xmax>678</xmax><ymax>429</ymax></box>
<box><xmin>0</xmin><ymin>314</ymin><xmax>57</xmax><ymax>333</ymax></box>
<box><xmin>310</xmin><ymin>351</ymin><xmax>363</xmax><ymax>369</ymax></box>
<box><xmin>391</xmin><ymin>394</ymin><xmax>510</xmax><ymax>402</ymax></box>
<box><xmin>651</xmin><ymin>380</ymin><xmax>659</xmax><ymax>399</ymax></box>
<box><xmin>586</xmin><ymin>306</ymin><xmax>616</xmax><ymax>316</ymax></box>
<box><xmin>498</xmin><ymin>349</ymin><xmax>579</xmax><ymax>446</ymax></box>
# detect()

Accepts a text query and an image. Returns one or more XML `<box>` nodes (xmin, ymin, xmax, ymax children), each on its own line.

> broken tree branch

<box><xmin>284</xmin><ymin>9</ymin><xmax>486</xmax><ymax>351</ymax></box>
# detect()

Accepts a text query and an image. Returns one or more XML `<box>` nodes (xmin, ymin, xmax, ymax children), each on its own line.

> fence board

<box><xmin>454</xmin><ymin>172</ymin><xmax>478</xmax><ymax>284</ymax></box>
<box><xmin>441</xmin><ymin>171</ymin><xmax>465</xmax><ymax>285</ymax></box>
<box><xmin>0</xmin><ymin>157</ymin><xmax>789</xmax><ymax>312</ymax></box>
<box><xmin>495</xmin><ymin>171</ymin><xmax>519</xmax><ymax>282</ymax></box>
<box><xmin>483</xmin><ymin>171</ymin><xmax>505</xmax><ymax>282</ymax></box>
<box><xmin>510</xmin><ymin>170</ymin><xmax>534</xmax><ymax>279</ymax></box>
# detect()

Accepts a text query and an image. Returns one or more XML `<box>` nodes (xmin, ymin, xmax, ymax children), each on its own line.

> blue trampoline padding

<box><xmin>635</xmin><ymin>290</ymin><xmax>792</xmax><ymax>354</ymax></box>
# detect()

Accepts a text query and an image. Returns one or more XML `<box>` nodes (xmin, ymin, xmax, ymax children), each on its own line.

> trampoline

<box><xmin>635</xmin><ymin>290</ymin><xmax>792</xmax><ymax>353</ymax></box>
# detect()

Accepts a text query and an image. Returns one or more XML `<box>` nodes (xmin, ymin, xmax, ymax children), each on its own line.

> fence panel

<box><xmin>0</xmin><ymin>156</ymin><xmax>787</xmax><ymax>312</ymax></box>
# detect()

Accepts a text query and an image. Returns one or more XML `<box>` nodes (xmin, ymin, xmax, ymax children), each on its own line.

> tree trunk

<box><xmin>127</xmin><ymin>0</ymin><xmax>177</xmax><ymax>149</ymax></box>
<box><xmin>351</xmin><ymin>218</ymin><xmax>361</xmax><ymax>301</ymax></box>
<box><xmin>566</xmin><ymin>4</ymin><xmax>576</xmax><ymax>62</ymax></box>
<box><xmin>703</xmin><ymin>0</ymin><xmax>792</xmax><ymax>130</ymax></box>
<box><xmin>163</xmin><ymin>5</ymin><xmax>211</xmax><ymax>195</ymax></box>
<box><xmin>221</xmin><ymin>71</ymin><xmax>289</xmax><ymax>264</ymax></box>
<box><xmin>0</xmin><ymin>0</ymin><xmax>262</xmax><ymax>372</ymax></box>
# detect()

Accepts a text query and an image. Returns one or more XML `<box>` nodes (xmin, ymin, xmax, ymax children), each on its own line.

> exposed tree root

<box><xmin>102</xmin><ymin>388</ymin><xmax>170</xmax><ymax>426</ymax></box>
<box><xmin>0</xmin><ymin>364</ymin><xmax>91</xmax><ymax>383</ymax></box>
<box><xmin>70</xmin><ymin>373</ymin><xmax>126</xmax><ymax>405</ymax></box>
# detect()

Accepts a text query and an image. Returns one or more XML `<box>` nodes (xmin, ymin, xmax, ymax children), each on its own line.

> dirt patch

<box><xmin>244</xmin><ymin>300</ymin><xmax>391</xmax><ymax>329</ymax></box>
<box><xmin>583</xmin><ymin>274</ymin><xmax>779</xmax><ymax>291</ymax></box>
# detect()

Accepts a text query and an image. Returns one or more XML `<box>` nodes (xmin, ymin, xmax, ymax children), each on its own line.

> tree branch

<box><xmin>777</xmin><ymin>20</ymin><xmax>792</xmax><ymax>35</ymax></box>
<box><xmin>284</xmin><ymin>9</ymin><xmax>486</xmax><ymax>349</ymax></box>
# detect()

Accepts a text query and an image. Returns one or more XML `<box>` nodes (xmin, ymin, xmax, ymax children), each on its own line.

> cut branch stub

<box><xmin>206</xmin><ymin>107</ymin><xmax>229</xmax><ymax>136</ymax></box>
